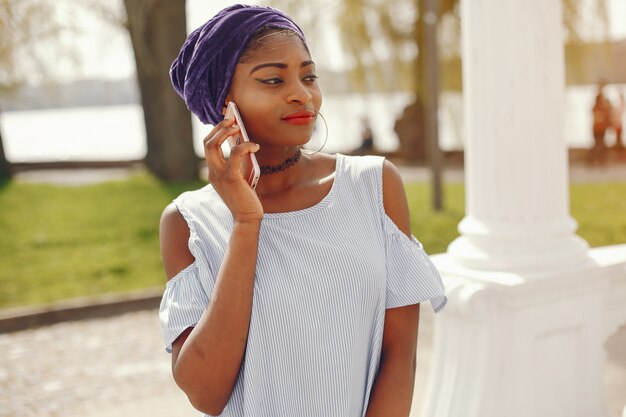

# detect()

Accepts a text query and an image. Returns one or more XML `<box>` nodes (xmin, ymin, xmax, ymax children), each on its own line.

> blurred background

<box><xmin>1</xmin><ymin>0</ymin><xmax>625</xmax><ymax>165</ymax></box>
<box><xmin>0</xmin><ymin>0</ymin><xmax>625</xmax><ymax>416</ymax></box>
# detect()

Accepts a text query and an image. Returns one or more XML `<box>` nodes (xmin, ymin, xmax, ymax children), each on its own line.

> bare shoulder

<box><xmin>311</xmin><ymin>152</ymin><xmax>337</xmax><ymax>174</ymax></box>
<box><xmin>381</xmin><ymin>160</ymin><xmax>411</xmax><ymax>237</ymax></box>
<box><xmin>160</xmin><ymin>203</ymin><xmax>195</xmax><ymax>280</ymax></box>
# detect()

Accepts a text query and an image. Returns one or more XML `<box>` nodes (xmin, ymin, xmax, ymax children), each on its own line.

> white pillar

<box><xmin>413</xmin><ymin>1</ymin><xmax>626</xmax><ymax>416</ymax></box>
<box><xmin>447</xmin><ymin>0</ymin><xmax>589</xmax><ymax>271</ymax></box>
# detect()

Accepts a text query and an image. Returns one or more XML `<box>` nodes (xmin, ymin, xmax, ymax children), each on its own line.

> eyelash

<box><xmin>259</xmin><ymin>74</ymin><xmax>318</xmax><ymax>85</ymax></box>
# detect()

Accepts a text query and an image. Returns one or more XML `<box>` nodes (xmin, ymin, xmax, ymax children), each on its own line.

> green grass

<box><xmin>0</xmin><ymin>173</ymin><xmax>204</xmax><ymax>308</ymax></box>
<box><xmin>570</xmin><ymin>183</ymin><xmax>626</xmax><ymax>247</ymax></box>
<box><xmin>405</xmin><ymin>182</ymin><xmax>466</xmax><ymax>254</ymax></box>
<box><xmin>0</xmin><ymin>174</ymin><xmax>624</xmax><ymax>309</ymax></box>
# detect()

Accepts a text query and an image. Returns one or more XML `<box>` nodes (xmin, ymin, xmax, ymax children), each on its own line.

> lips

<box><xmin>282</xmin><ymin>111</ymin><xmax>316</xmax><ymax>125</ymax></box>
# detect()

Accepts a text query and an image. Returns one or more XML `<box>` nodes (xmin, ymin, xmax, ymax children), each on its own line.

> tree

<box><xmin>268</xmin><ymin>0</ymin><xmax>456</xmax><ymax>210</ymax></box>
<box><xmin>270</xmin><ymin>0</ymin><xmax>610</xmax><ymax>154</ymax></box>
<box><xmin>563</xmin><ymin>0</ymin><xmax>614</xmax><ymax>84</ymax></box>
<box><xmin>0</xmin><ymin>0</ymin><xmax>64</xmax><ymax>180</ymax></box>
<box><xmin>122</xmin><ymin>0</ymin><xmax>198</xmax><ymax>181</ymax></box>
<box><xmin>267</xmin><ymin>0</ymin><xmax>610</xmax><ymax>211</ymax></box>
<box><xmin>268</xmin><ymin>0</ymin><xmax>459</xmax><ymax>163</ymax></box>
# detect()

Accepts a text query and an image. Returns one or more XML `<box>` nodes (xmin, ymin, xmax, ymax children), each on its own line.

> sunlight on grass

<box><xmin>0</xmin><ymin>173</ymin><xmax>204</xmax><ymax>308</ymax></box>
<box><xmin>0</xmin><ymin>173</ymin><xmax>624</xmax><ymax>308</ymax></box>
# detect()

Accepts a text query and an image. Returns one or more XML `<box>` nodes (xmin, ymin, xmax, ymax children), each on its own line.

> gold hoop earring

<box><xmin>301</xmin><ymin>111</ymin><xmax>328</xmax><ymax>155</ymax></box>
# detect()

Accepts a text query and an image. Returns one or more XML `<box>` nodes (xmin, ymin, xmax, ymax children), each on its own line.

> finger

<box><xmin>229</xmin><ymin>141</ymin><xmax>260</xmax><ymax>159</ymax></box>
<box><xmin>224</xmin><ymin>141</ymin><xmax>258</xmax><ymax>166</ymax></box>
<box><xmin>205</xmin><ymin>125</ymin><xmax>241</xmax><ymax>168</ymax></box>
<box><xmin>223</xmin><ymin>142</ymin><xmax>260</xmax><ymax>181</ymax></box>
<box><xmin>205</xmin><ymin>124</ymin><xmax>240</xmax><ymax>154</ymax></box>
<box><xmin>203</xmin><ymin>118</ymin><xmax>237</xmax><ymax>147</ymax></box>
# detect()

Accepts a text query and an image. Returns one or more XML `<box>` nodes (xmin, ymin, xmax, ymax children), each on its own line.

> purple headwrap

<box><xmin>170</xmin><ymin>4</ymin><xmax>306</xmax><ymax>125</ymax></box>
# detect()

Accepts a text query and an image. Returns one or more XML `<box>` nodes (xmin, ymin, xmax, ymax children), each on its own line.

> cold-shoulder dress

<box><xmin>159</xmin><ymin>153</ymin><xmax>447</xmax><ymax>417</ymax></box>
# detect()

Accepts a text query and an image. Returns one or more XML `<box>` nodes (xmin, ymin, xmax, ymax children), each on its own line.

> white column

<box><xmin>411</xmin><ymin>1</ymin><xmax>626</xmax><ymax>416</ymax></box>
<box><xmin>447</xmin><ymin>0</ymin><xmax>589</xmax><ymax>271</ymax></box>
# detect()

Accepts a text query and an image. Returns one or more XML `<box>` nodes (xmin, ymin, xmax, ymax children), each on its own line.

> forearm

<box><xmin>174</xmin><ymin>220</ymin><xmax>261</xmax><ymax>411</ymax></box>
<box><xmin>365</xmin><ymin>354</ymin><xmax>417</xmax><ymax>417</ymax></box>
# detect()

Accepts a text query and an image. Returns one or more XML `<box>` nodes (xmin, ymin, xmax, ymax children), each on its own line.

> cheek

<box><xmin>314</xmin><ymin>88</ymin><xmax>323</xmax><ymax>110</ymax></box>
<box><xmin>307</xmin><ymin>83</ymin><xmax>322</xmax><ymax>111</ymax></box>
<box><xmin>237</xmin><ymin>99</ymin><xmax>275</xmax><ymax>137</ymax></box>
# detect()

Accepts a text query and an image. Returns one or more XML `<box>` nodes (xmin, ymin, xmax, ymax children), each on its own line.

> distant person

<box><xmin>588</xmin><ymin>81</ymin><xmax>612</xmax><ymax>165</ymax></box>
<box><xmin>351</xmin><ymin>116</ymin><xmax>375</xmax><ymax>154</ymax></box>
<box><xmin>159</xmin><ymin>4</ymin><xmax>446</xmax><ymax>417</ymax></box>
<box><xmin>611</xmin><ymin>89</ymin><xmax>624</xmax><ymax>151</ymax></box>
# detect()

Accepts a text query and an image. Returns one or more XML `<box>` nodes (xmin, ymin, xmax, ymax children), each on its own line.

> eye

<box><xmin>303</xmin><ymin>74</ymin><xmax>318</xmax><ymax>82</ymax></box>
<box><xmin>257</xmin><ymin>78</ymin><xmax>283</xmax><ymax>85</ymax></box>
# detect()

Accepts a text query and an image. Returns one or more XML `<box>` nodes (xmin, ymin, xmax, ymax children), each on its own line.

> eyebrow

<box><xmin>250</xmin><ymin>60</ymin><xmax>315</xmax><ymax>74</ymax></box>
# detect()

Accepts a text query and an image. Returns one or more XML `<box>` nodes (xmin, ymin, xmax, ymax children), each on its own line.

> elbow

<box><xmin>171</xmin><ymin>345</ymin><xmax>234</xmax><ymax>415</ymax></box>
<box><xmin>173</xmin><ymin>371</ymin><xmax>229</xmax><ymax>415</ymax></box>
<box><xmin>186</xmin><ymin>392</ymin><xmax>228</xmax><ymax>416</ymax></box>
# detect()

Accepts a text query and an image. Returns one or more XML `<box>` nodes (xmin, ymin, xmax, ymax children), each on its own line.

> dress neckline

<box><xmin>263</xmin><ymin>153</ymin><xmax>343</xmax><ymax>219</ymax></box>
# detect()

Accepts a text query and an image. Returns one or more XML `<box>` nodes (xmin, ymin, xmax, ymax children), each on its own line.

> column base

<box><xmin>416</xmin><ymin>250</ymin><xmax>626</xmax><ymax>417</ymax></box>
<box><xmin>447</xmin><ymin>217</ymin><xmax>590</xmax><ymax>273</ymax></box>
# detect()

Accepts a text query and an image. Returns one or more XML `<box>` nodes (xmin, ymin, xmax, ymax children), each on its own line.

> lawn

<box><xmin>0</xmin><ymin>174</ymin><xmax>624</xmax><ymax>309</ymax></box>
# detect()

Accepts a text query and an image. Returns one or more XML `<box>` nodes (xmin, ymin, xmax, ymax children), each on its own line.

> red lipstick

<box><xmin>282</xmin><ymin>111</ymin><xmax>315</xmax><ymax>125</ymax></box>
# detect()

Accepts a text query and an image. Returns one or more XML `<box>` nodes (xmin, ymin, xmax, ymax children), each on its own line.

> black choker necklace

<box><xmin>259</xmin><ymin>149</ymin><xmax>302</xmax><ymax>175</ymax></box>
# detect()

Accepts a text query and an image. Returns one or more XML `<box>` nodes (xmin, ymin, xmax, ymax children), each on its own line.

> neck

<box><xmin>259</xmin><ymin>149</ymin><xmax>301</xmax><ymax>175</ymax></box>
<box><xmin>255</xmin><ymin>152</ymin><xmax>312</xmax><ymax>194</ymax></box>
<box><xmin>254</xmin><ymin>146</ymin><xmax>302</xmax><ymax>167</ymax></box>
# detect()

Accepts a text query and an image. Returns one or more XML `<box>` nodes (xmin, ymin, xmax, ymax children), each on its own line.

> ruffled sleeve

<box><xmin>159</xmin><ymin>262</ymin><xmax>209</xmax><ymax>352</ymax></box>
<box><xmin>384</xmin><ymin>215</ymin><xmax>447</xmax><ymax>312</ymax></box>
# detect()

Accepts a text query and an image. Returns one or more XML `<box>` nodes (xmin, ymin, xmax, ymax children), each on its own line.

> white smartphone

<box><xmin>223</xmin><ymin>102</ymin><xmax>261</xmax><ymax>189</ymax></box>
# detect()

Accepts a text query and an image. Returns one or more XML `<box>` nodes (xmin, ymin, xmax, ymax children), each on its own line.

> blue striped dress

<box><xmin>159</xmin><ymin>154</ymin><xmax>446</xmax><ymax>417</ymax></box>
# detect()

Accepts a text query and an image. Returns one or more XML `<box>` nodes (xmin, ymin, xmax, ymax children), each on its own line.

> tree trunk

<box><xmin>395</xmin><ymin>2</ymin><xmax>427</xmax><ymax>163</ymax></box>
<box><xmin>0</xmin><ymin>116</ymin><xmax>12</xmax><ymax>180</ymax></box>
<box><xmin>123</xmin><ymin>0</ymin><xmax>198</xmax><ymax>182</ymax></box>
<box><xmin>394</xmin><ymin>98</ymin><xmax>427</xmax><ymax>162</ymax></box>
<box><xmin>422</xmin><ymin>0</ymin><xmax>444</xmax><ymax>211</ymax></box>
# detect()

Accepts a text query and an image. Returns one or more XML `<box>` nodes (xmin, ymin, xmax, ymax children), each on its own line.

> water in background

<box><xmin>2</xmin><ymin>85</ymin><xmax>624</xmax><ymax>162</ymax></box>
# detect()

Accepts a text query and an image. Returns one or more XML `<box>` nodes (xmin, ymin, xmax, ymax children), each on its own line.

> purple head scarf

<box><xmin>170</xmin><ymin>4</ymin><xmax>306</xmax><ymax>125</ymax></box>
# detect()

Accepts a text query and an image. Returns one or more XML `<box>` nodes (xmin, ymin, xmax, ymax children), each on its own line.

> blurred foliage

<box><xmin>0</xmin><ymin>0</ymin><xmax>81</xmax><ymax>93</ymax></box>
<box><xmin>563</xmin><ymin>0</ymin><xmax>610</xmax><ymax>43</ymax></box>
<box><xmin>0</xmin><ymin>174</ymin><xmax>624</xmax><ymax>308</ymax></box>
<box><xmin>266</xmin><ymin>0</ymin><xmax>614</xmax><ymax>93</ymax></box>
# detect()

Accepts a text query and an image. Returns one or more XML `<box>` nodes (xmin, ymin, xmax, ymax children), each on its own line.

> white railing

<box><xmin>417</xmin><ymin>247</ymin><xmax>626</xmax><ymax>417</ymax></box>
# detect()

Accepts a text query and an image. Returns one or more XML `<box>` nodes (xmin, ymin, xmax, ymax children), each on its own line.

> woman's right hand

<box><xmin>204</xmin><ymin>118</ymin><xmax>263</xmax><ymax>223</ymax></box>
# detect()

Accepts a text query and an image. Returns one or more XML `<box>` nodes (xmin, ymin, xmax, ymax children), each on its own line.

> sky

<box><xmin>54</xmin><ymin>0</ymin><xmax>626</xmax><ymax>83</ymax></box>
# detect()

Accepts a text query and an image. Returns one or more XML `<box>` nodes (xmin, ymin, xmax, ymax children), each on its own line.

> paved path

<box><xmin>395</xmin><ymin>162</ymin><xmax>626</xmax><ymax>183</ymax></box>
<box><xmin>0</xmin><ymin>309</ymin><xmax>437</xmax><ymax>417</ymax></box>
<box><xmin>1</xmin><ymin>307</ymin><xmax>625</xmax><ymax>417</ymax></box>
<box><xmin>12</xmin><ymin>161</ymin><xmax>626</xmax><ymax>186</ymax></box>
<box><xmin>0</xmin><ymin>310</ymin><xmax>195</xmax><ymax>417</ymax></box>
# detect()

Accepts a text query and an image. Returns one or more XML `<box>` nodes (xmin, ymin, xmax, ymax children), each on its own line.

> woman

<box><xmin>590</xmin><ymin>82</ymin><xmax>611</xmax><ymax>164</ymax></box>
<box><xmin>611</xmin><ymin>90</ymin><xmax>624</xmax><ymax>150</ymax></box>
<box><xmin>159</xmin><ymin>5</ymin><xmax>446</xmax><ymax>417</ymax></box>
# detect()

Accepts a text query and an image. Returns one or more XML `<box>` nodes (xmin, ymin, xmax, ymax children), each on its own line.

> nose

<box><xmin>287</xmin><ymin>81</ymin><xmax>313</xmax><ymax>105</ymax></box>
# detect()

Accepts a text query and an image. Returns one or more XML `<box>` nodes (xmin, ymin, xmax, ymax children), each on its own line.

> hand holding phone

<box><xmin>223</xmin><ymin>102</ymin><xmax>261</xmax><ymax>189</ymax></box>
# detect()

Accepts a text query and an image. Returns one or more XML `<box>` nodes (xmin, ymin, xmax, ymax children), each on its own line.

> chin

<box><xmin>283</xmin><ymin>128</ymin><xmax>315</xmax><ymax>146</ymax></box>
<box><xmin>297</xmin><ymin>135</ymin><xmax>316</xmax><ymax>147</ymax></box>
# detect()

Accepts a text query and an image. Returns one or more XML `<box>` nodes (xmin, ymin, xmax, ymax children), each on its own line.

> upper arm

<box><xmin>160</xmin><ymin>203</ymin><xmax>195</xmax><ymax>281</ymax></box>
<box><xmin>381</xmin><ymin>160</ymin><xmax>420</xmax><ymax>359</ymax></box>
<box><xmin>382</xmin><ymin>160</ymin><xmax>411</xmax><ymax>238</ymax></box>
<box><xmin>159</xmin><ymin>203</ymin><xmax>196</xmax><ymax>361</ymax></box>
